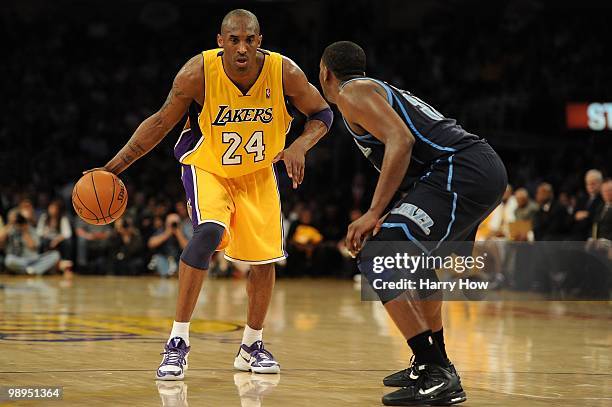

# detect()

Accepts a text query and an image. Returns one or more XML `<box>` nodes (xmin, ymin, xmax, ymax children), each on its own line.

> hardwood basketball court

<box><xmin>0</xmin><ymin>276</ymin><xmax>610</xmax><ymax>406</ymax></box>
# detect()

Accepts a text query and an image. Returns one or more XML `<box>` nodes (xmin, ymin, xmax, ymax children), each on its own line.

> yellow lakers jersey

<box><xmin>180</xmin><ymin>48</ymin><xmax>293</xmax><ymax>178</ymax></box>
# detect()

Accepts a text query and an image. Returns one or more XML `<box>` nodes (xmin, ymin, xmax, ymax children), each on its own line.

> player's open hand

<box><xmin>345</xmin><ymin>210</ymin><xmax>379</xmax><ymax>257</ymax></box>
<box><xmin>273</xmin><ymin>143</ymin><xmax>306</xmax><ymax>189</ymax></box>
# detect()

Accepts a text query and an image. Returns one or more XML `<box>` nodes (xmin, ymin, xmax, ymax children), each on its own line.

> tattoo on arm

<box><xmin>121</xmin><ymin>141</ymin><xmax>146</xmax><ymax>164</ymax></box>
<box><xmin>127</xmin><ymin>141</ymin><xmax>145</xmax><ymax>155</ymax></box>
<box><xmin>106</xmin><ymin>162</ymin><xmax>122</xmax><ymax>174</ymax></box>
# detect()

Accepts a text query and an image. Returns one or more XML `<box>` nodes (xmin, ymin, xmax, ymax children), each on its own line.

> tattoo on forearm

<box><xmin>127</xmin><ymin>141</ymin><xmax>145</xmax><ymax>155</ymax></box>
<box><xmin>106</xmin><ymin>162</ymin><xmax>122</xmax><ymax>174</ymax></box>
<box><xmin>160</xmin><ymin>81</ymin><xmax>186</xmax><ymax>117</ymax></box>
<box><xmin>117</xmin><ymin>141</ymin><xmax>146</xmax><ymax>167</ymax></box>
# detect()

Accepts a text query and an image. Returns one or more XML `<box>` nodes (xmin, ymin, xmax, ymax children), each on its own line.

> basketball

<box><xmin>72</xmin><ymin>170</ymin><xmax>128</xmax><ymax>225</ymax></box>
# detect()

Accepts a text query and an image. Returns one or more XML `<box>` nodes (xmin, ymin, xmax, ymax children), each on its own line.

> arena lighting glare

<box><xmin>566</xmin><ymin>102</ymin><xmax>612</xmax><ymax>131</ymax></box>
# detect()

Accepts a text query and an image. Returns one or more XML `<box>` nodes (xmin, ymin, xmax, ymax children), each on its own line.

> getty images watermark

<box><xmin>370</xmin><ymin>251</ymin><xmax>488</xmax><ymax>292</ymax></box>
<box><xmin>358</xmin><ymin>241</ymin><xmax>612</xmax><ymax>301</ymax></box>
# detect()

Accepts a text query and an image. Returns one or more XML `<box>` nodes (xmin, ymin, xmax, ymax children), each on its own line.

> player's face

<box><xmin>217</xmin><ymin>23</ymin><xmax>262</xmax><ymax>73</ymax></box>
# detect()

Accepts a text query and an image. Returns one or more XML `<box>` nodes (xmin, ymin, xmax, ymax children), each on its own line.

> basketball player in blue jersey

<box><xmin>319</xmin><ymin>41</ymin><xmax>507</xmax><ymax>405</ymax></box>
<box><xmin>86</xmin><ymin>10</ymin><xmax>333</xmax><ymax>380</ymax></box>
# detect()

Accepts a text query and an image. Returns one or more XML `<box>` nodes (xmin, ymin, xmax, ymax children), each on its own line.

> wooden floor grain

<box><xmin>0</xmin><ymin>276</ymin><xmax>610</xmax><ymax>406</ymax></box>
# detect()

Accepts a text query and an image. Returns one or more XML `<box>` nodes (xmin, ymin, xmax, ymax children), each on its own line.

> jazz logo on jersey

<box><xmin>390</xmin><ymin>203</ymin><xmax>434</xmax><ymax>235</ymax></box>
<box><xmin>212</xmin><ymin>105</ymin><xmax>273</xmax><ymax>126</ymax></box>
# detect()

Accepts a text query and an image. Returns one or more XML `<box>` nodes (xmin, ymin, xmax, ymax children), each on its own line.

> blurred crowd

<box><xmin>0</xmin><ymin>168</ymin><xmax>610</xmax><ymax>283</ymax></box>
<box><xmin>477</xmin><ymin>169</ymin><xmax>612</xmax><ymax>243</ymax></box>
<box><xmin>1</xmin><ymin>0</ymin><xmax>610</xmax><ymax>290</ymax></box>
<box><xmin>473</xmin><ymin>169</ymin><xmax>611</xmax><ymax>296</ymax></box>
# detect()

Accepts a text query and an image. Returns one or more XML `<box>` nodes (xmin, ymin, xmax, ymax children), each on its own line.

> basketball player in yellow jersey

<box><xmin>85</xmin><ymin>9</ymin><xmax>332</xmax><ymax>380</ymax></box>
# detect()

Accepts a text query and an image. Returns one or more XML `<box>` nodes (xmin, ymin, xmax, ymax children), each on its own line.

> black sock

<box><xmin>433</xmin><ymin>329</ymin><xmax>448</xmax><ymax>361</ymax></box>
<box><xmin>407</xmin><ymin>330</ymin><xmax>448</xmax><ymax>367</ymax></box>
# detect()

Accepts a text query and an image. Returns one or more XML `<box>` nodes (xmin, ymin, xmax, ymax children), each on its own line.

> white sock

<box><xmin>242</xmin><ymin>325</ymin><xmax>263</xmax><ymax>346</ymax></box>
<box><xmin>169</xmin><ymin>321</ymin><xmax>190</xmax><ymax>346</ymax></box>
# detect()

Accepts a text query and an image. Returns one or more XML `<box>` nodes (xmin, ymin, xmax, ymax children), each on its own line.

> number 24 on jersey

<box><xmin>221</xmin><ymin>130</ymin><xmax>265</xmax><ymax>165</ymax></box>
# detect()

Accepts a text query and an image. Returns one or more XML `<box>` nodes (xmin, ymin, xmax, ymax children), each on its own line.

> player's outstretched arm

<box><xmin>273</xmin><ymin>57</ymin><xmax>332</xmax><ymax>188</ymax></box>
<box><xmin>340</xmin><ymin>81</ymin><xmax>415</xmax><ymax>253</ymax></box>
<box><xmin>90</xmin><ymin>55</ymin><xmax>204</xmax><ymax>175</ymax></box>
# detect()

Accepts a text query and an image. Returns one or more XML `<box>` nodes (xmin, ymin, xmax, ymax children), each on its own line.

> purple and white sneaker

<box><xmin>234</xmin><ymin>340</ymin><xmax>280</xmax><ymax>374</ymax></box>
<box><xmin>156</xmin><ymin>337</ymin><xmax>190</xmax><ymax>381</ymax></box>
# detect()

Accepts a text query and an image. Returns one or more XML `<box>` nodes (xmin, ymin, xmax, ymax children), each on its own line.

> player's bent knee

<box><xmin>180</xmin><ymin>222</ymin><xmax>225</xmax><ymax>270</ymax></box>
<box><xmin>358</xmin><ymin>227</ymin><xmax>440</xmax><ymax>303</ymax></box>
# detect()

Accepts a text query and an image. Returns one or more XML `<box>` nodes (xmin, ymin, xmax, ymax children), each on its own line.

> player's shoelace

<box><xmin>160</xmin><ymin>347</ymin><xmax>188</xmax><ymax>368</ymax></box>
<box><xmin>250</xmin><ymin>342</ymin><xmax>277</xmax><ymax>366</ymax></box>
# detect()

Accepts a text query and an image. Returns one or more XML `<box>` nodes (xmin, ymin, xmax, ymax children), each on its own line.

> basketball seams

<box><xmin>107</xmin><ymin>172</ymin><xmax>116</xmax><ymax>219</ymax></box>
<box><xmin>109</xmin><ymin>180</ymin><xmax>127</xmax><ymax>218</ymax></box>
<box><xmin>73</xmin><ymin>189</ymin><xmax>101</xmax><ymax>222</ymax></box>
<box><xmin>90</xmin><ymin>172</ymin><xmax>107</xmax><ymax>224</ymax></box>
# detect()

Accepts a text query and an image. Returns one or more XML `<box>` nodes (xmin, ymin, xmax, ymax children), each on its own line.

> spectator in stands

<box><xmin>479</xmin><ymin>184</ymin><xmax>517</xmax><ymax>240</ymax></box>
<box><xmin>0</xmin><ymin>215</ymin><xmax>6</xmax><ymax>268</ymax></box>
<box><xmin>512</xmin><ymin>188</ymin><xmax>538</xmax><ymax>241</ymax></box>
<box><xmin>75</xmin><ymin>218</ymin><xmax>112</xmax><ymax>273</ymax></box>
<box><xmin>286</xmin><ymin>207</ymin><xmax>324</xmax><ymax>276</ymax></box>
<box><xmin>572</xmin><ymin>169</ymin><xmax>604</xmax><ymax>240</ymax></box>
<box><xmin>37</xmin><ymin>199</ymin><xmax>73</xmax><ymax>270</ymax></box>
<box><xmin>174</xmin><ymin>201</ymin><xmax>194</xmax><ymax>240</ymax></box>
<box><xmin>147</xmin><ymin>213</ymin><xmax>189</xmax><ymax>277</ymax></box>
<box><xmin>109</xmin><ymin>217</ymin><xmax>145</xmax><ymax>275</ymax></box>
<box><xmin>7</xmin><ymin>198</ymin><xmax>37</xmax><ymax>227</ymax></box>
<box><xmin>558</xmin><ymin>191</ymin><xmax>574</xmax><ymax>215</ymax></box>
<box><xmin>514</xmin><ymin>188</ymin><xmax>538</xmax><ymax>222</ymax></box>
<box><xmin>533</xmin><ymin>183</ymin><xmax>571</xmax><ymax>240</ymax></box>
<box><xmin>583</xmin><ymin>179</ymin><xmax>611</xmax><ymax>298</ymax></box>
<box><xmin>3</xmin><ymin>210</ymin><xmax>61</xmax><ymax>275</ymax></box>
<box><xmin>591</xmin><ymin>179</ymin><xmax>612</xmax><ymax>241</ymax></box>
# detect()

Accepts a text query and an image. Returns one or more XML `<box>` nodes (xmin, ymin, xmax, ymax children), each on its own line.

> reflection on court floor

<box><xmin>0</xmin><ymin>276</ymin><xmax>610</xmax><ymax>406</ymax></box>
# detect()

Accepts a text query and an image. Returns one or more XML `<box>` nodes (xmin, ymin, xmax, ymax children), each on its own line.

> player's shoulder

<box><xmin>280</xmin><ymin>54</ymin><xmax>305</xmax><ymax>80</ymax></box>
<box><xmin>341</xmin><ymin>78</ymin><xmax>385</xmax><ymax>96</ymax></box>
<box><xmin>338</xmin><ymin>79</ymin><xmax>382</xmax><ymax>111</ymax></box>
<box><xmin>179</xmin><ymin>53</ymin><xmax>204</xmax><ymax>78</ymax></box>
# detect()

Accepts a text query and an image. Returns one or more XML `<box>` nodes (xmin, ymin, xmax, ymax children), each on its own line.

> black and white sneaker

<box><xmin>384</xmin><ymin>358</ymin><xmax>460</xmax><ymax>388</ymax></box>
<box><xmin>382</xmin><ymin>363</ymin><xmax>466</xmax><ymax>406</ymax></box>
<box><xmin>383</xmin><ymin>356</ymin><xmax>420</xmax><ymax>387</ymax></box>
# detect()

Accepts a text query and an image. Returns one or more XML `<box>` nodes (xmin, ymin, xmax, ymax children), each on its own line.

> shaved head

<box><xmin>221</xmin><ymin>9</ymin><xmax>260</xmax><ymax>34</ymax></box>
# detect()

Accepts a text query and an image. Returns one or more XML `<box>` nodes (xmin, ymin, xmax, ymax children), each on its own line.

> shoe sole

<box><xmin>382</xmin><ymin>390</ymin><xmax>467</xmax><ymax>406</ymax></box>
<box><xmin>234</xmin><ymin>357</ymin><xmax>280</xmax><ymax>374</ymax></box>
<box><xmin>156</xmin><ymin>364</ymin><xmax>187</xmax><ymax>381</ymax></box>
<box><xmin>251</xmin><ymin>365</ymin><xmax>280</xmax><ymax>374</ymax></box>
<box><xmin>430</xmin><ymin>391</ymin><xmax>467</xmax><ymax>406</ymax></box>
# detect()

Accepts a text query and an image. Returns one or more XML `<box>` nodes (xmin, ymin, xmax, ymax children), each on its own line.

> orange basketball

<box><xmin>72</xmin><ymin>170</ymin><xmax>128</xmax><ymax>225</ymax></box>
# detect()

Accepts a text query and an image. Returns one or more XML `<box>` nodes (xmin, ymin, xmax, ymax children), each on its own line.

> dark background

<box><xmin>1</xmin><ymin>0</ymin><xmax>610</xmax><ymax>241</ymax></box>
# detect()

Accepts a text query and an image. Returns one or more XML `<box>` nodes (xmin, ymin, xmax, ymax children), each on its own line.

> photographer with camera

<box><xmin>147</xmin><ymin>213</ymin><xmax>188</xmax><ymax>277</ymax></box>
<box><xmin>3</xmin><ymin>210</ymin><xmax>61</xmax><ymax>275</ymax></box>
